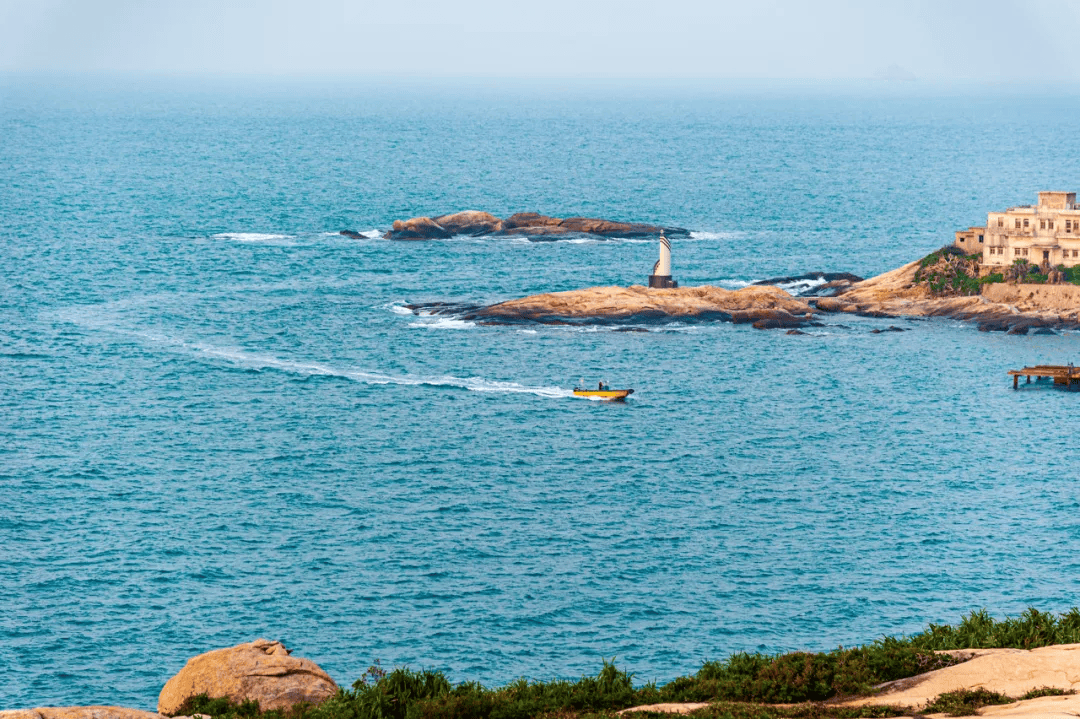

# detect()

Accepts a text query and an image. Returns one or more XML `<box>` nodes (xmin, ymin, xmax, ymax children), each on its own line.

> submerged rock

<box><xmin>339</xmin><ymin>230</ymin><xmax>364</xmax><ymax>239</ymax></box>
<box><xmin>158</xmin><ymin>639</ymin><xmax>337</xmax><ymax>715</ymax></box>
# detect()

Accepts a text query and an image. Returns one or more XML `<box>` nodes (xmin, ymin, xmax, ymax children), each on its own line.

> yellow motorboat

<box><xmin>572</xmin><ymin>387</ymin><xmax>634</xmax><ymax>401</ymax></box>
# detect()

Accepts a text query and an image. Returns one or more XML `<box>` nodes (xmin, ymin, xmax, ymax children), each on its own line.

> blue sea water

<box><xmin>4</xmin><ymin>76</ymin><xmax>1080</xmax><ymax>710</ymax></box>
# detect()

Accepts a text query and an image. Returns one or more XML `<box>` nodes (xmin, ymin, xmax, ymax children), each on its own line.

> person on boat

<box><xmin>598</xmin><ymin>381</ymin><xmax>604</xmax><ymax>390</ymax></box>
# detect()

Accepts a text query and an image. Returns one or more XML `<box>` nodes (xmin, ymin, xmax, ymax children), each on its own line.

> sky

<box><xmin>1</xmin><ymin>0</ymin><xmax>1079</xmax><ymax>81</ymax></box>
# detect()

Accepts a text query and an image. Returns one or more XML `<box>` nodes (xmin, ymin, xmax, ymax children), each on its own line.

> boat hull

<box><xmin>572</xmin><ymin>389</ymin><xmax>634</xmax><ymax>400</ymax></box>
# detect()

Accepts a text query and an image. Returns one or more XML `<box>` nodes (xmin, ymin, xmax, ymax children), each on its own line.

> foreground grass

<box><xmin>171</xmin><ymin>608</ymin><xmax>1080</xmax><ymax>719</ymax></box>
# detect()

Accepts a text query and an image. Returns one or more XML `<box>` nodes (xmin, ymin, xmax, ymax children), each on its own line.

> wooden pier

<box><xmin>1008</xmin><ymin>365</ymin><xmax>1080</xmax><ymax>390</ymax></box>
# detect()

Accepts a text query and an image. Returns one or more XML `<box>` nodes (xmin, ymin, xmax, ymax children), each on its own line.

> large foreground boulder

<box><xmin>157</xmin><ymin>639</ymin><xmax>337</xmax><ymax>715</ymax></box>
<box><xmin>0</xmin><ymin>709</ymin><xmax>163</xmax><ymax>719</ymax></box>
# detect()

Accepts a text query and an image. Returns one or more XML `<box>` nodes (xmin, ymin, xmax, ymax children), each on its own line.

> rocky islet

<box><xmin>341</xmin><ymin>210</ymin><xmax>689</xmax><ymax>241</ymax></box>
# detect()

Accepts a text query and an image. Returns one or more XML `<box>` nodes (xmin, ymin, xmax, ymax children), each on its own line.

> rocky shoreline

<box><xmin>12</xmin><ymin>639</ymin><xmax>1080</xmax><ymax>719</ymax></box>
<box><xmin>407</xmin><ymin>259</ymin><xmax>1080</xmax><ymax>333</ymax></box>
<box><xmin>815</xmin><ymin>259</ymin><xmax>1080</xmax><ymax>333</ymax></box>
<box><xmin>412</xmin><ymin>285</ymin><xmax>823</xmax><ymax>329</ymax></box>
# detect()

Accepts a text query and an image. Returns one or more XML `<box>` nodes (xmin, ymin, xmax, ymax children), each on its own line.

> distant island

<box><xmin>341</xmin><ymin>210</ymin><xmax>688</xmax><ymax>240</ymax></box>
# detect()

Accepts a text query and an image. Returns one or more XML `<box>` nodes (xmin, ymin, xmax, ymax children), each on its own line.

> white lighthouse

<box><xmin>648</xmin><ymin>230</ymin><xmax>678</xmax><ymax>288</ymax></box>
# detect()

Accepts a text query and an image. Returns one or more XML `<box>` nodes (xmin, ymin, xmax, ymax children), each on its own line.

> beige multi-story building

<box><xmin>957</xmin><ymin>191</ymin><xmax>1080</xmax><ymax>268</ymax></box>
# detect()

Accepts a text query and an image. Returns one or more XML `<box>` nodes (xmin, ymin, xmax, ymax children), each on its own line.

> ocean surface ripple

<box><xmin>4</xmin><ymin>79</ymin><xmax>1080</xmax><ymax>709</ymax></box>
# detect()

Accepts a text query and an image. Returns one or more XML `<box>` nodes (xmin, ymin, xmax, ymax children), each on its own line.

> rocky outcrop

<box><xmin>815</xmin><ymin>259</ymin><xmax>1080</xmax><ymax>331</ymax></box>
<box><xmin>431</xmin><ymin>211</ymin><xmax>502</xmax><ymax>236</ymax></box>
<box><xmin>388</xmin><ymin>217</ymin><xmax>453</xmax><ymax>241</ymax></box>
<box><xmin>157</xmin><ymin>640</ymin><xmax>337</xmax><ymax>715</ymax></box>
<box><xmin>380</xmin><ymin>211</ymin><xmax>688</xmax><ymax>240</ymax></box>
<box><xmin>0</xmin><ymin>709</ymin><xmax>165</xmax><ymax>719</ymax></box>
<box><xmin>461</xmin><ymin>285</ymin><xmax>818</xmax><ymax>328</ymax></box>
<box><xmin>842</xmin><ymin>644</ymin><xmax>1080</xmax><ymax>712</ymax></box>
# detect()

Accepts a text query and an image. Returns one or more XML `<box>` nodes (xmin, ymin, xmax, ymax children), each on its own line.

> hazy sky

<box><xmin>2</xmin><ymin>0</ymin><xmax>1079</xmax><ymax>80</ymax></box>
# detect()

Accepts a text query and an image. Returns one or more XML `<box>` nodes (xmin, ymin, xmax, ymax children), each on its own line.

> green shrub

<box><xmin>909</xmin><ymin>608</ymin><xmax>1080</xmax><ymax>650</ymax></box>
<box><xmin>1019</xmin><ymin>686</ymin><xmax>1076</xmax><ymax>700</ymax></box>
<box><xmin>168</xmin><ymin>608</ymin><xmax>1080</xmax><ymax>719</ymax></box>
<box><xmin>922</xmin><ymin>689</ymin><xmax>1013</xmax><ymax>716</ymax></box>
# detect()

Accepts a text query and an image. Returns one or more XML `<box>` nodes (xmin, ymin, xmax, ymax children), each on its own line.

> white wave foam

<box><xmin>211</xmin><ymin>232</ymin><xmax>293</xmax><ymax>242</ymax></box>
<box><xmin>190</xmin><ymin>344</ymin><xmax>572</xmax><ymax>398</ymax></box>
<box><xmin>774</xmin><ymin>277</ymin><xmax>829</xmax><ymax>295</ymax></box>
<box><xmin>689</xmin><ymin>231</ymin><xmax>744</xmax><ymax>240</ymax></box>
<box><xmin>386</xmin><ymin>302</ymin><xmax>414</xmax><ymax>315</ymax></box>
<box><xmin>408</xmin><ymin>317</ymin><xmax>476</xmax><ymax>330</ymax></box>
<box><xmin>717</xmin><ymin>279</ymin><xmax>752</xmax><ymax>289</ymax></box>
<box><xmin>360</xmin><ymin>229</ymin><xmax>383</xmax><ymax>239</ymax></box>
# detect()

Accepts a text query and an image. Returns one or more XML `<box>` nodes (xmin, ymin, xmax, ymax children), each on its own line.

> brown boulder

<box><xmin>0</xmin><ymin>709</ymin><xmax>164</xmax><ymax>719</ymax></box>
<box><xmin>814</xmin><ymin>297</ymin><xmax>856</xmax><ymax>313</ymax></box>
<box><xmin>501</xmin><ymin>212</ymin><xmax>562</xmax><ymax>230</ymax></box>
<box><xmin>431</xmin><ymin>211</ymin><xmax>502</xmax><ymax>236</ymax></box>
<box><xmin>558</xmin><ymin>217</ymin><xmax>671</xmax><ymax>237</ymax></box>
<box><xmin>384</xmin><ymin>217</ymin><xmax>452</xmax><ymax>240</ymax></box>
<box><xmin>157</xmin><ymin>639</ymin><xmax>337</xmax><ymax>715</ymax></box>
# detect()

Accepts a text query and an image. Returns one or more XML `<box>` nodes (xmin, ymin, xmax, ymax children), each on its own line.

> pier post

<box><xmin>1014</xmin><ymin>375</ymin><xmax>1019</xmax><ymax>390</ymax></box>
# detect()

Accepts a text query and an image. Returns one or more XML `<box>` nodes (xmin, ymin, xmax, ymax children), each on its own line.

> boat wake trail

<box><xmin>189</xmin><ymin>344</ymin><xmax>575</xmax><ymax>399</ymax></box>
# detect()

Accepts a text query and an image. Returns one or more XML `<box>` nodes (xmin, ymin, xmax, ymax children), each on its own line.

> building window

<box><xmin>1074</xmin><ymin>250</ymin><xmax>1078</xmax><ymax>258</ymax></box>
<box><xmin>1016</xmin><ymin>219</ymin><xmax>1022</xmax><ymax>229</ymax></box>
<box><xmin>978</xmin><ymin>235</ymin><xmax>984</xmax><ymax>242</ymax></box>
<box><xmin>1041</xmin><ymin>219</ymin><xmax>1047</xmax><ymax>229</ymax></box>
<box><xmin>1050</xmin><ymin>221</ymin><xmax>1055</xmax><ymax>230</ymax></box>
<box><xmin>998</xmin><ymin>218</ymin><xmax>1004</xmax><ymax>227</ymax></box>
<box><xmin>1068</xmin><ymin>220</ymin><xmax>1073</xmax><ymax>231</ymax></box>
<box><xmin>1024</xmin><ymin>219</ymin><xmax>1030</xmax><ymax>228</ymax></box>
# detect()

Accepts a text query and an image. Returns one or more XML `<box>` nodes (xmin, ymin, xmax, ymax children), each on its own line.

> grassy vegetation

<box><xmin>1019</xmin><ymin>686</ymin><xmax>1076</xmax><ymax>700</ymax></box>
<box><xmin>913</xmin><ymin>247</ymin><xmax>994</xmax><ymax>296</ymax></box>
<box><xmin>907</xmin><ymin>608</ymin><xmax>1080</xmax><ymax>650</ymax></box>
<box><xmin>922</xmin><ymin>689</ymin><xmax>1013</xmax><ymax>716</ymax></box>
<box><xmin>168</xmin><ymin>608</ymin><xmax>1080</xmax><ymax>719</ymax></box>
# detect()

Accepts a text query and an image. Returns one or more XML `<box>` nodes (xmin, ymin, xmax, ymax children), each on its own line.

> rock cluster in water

<box><xmin>343</xmin><ymin>210</ymin><xmax>689</xmax><ymax>240</ymax></box>
<box><xmin>456</xmin><ymin>284</ymin><xmax>821</xmax><ymax>329</ymax></box>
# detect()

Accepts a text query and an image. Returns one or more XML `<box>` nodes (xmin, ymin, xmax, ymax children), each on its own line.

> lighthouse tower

<box><xmin>648</xmin><ymin>230</ymin><xmax>678</xmax><ymax>288</ymax></box>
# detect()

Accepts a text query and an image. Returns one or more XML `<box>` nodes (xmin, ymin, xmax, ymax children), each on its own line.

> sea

<box><xmin>4</xmin><ymin>76</ymin><xmax>1080</xmax><ymax>710</ymax></box>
